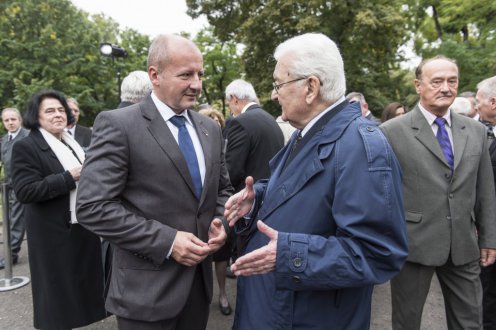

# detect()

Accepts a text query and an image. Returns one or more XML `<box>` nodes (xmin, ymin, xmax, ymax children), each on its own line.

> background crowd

<box><xmin>1</xmin><ymin>10</ymin><xmax>496</xmax><ymax>330</ymax></box>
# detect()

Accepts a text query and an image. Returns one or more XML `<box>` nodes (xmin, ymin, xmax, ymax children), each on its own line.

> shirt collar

<box><xmin>241</xmin><ymin>102</ymin><xmax>257</xmax><ymax>114</ymax></box>
<box><xmin>300</xmin><ymin>96</ymin><xmax>346</xmax><ymax>137</ymax></box>
<box><xmin>9</xmin><ymin>128</ymin><xmax>20</xmax><ymax>140</ymax></box>
<box><xmin>151</xmin><ymin>92</ymin><xmax>193</xmax><ymax>125</ymax></box>
<box><xmin>418</xmin><ymin>102</ymin><xmax>452</xmax><ymax>127</ymax></box>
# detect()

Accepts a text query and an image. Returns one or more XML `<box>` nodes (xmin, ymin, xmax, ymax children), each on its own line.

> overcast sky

<box><xmin>70</xmin><ymin>0</ymin><xmax>208</xmax><ymax>38</ymax></box>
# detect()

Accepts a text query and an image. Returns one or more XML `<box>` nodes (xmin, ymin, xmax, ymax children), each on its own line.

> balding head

<box><xmin>147</xmin><ymin>34</ymin><xmax>201</xmax><ymax>72</ymax></box>
<box><xmin>147</xmin><ymin>34</ymin><xmax>204</xmax><ymax>113</ymax></box>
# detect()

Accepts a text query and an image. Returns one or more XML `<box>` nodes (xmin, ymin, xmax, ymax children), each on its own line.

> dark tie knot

<box><xmin>169</xmin><ymin>115</ymin><xmax>186</xmax><ymax>128</ymax></box>
<box><xmin>434</xmin><ymin>117</ymin><xmax>446</xmax><ymax>128</ymax></box>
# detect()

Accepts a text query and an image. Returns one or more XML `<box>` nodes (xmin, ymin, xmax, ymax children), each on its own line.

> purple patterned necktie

<box><xmin>434</xmin><ymin>117</ymin><xmax>454</xmax><ymax>170</ymax></box>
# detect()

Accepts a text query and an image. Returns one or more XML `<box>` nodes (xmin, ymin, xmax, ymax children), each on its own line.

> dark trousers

<box><xmin>116</xmin><ymin>268</ymin><xmax>209</xmax><ymax>330</ymax></box>
<box><xmin>481</xmin><ymin>263</ymin><xmax>496</xmax><ymax>329</ymax></box>
<box><xmin>391</xmin><ymin>259</ymin><xmax>482</xmax><ymax>330</ymax></box>
<box><xmin>9</xmin><ymin>189</ymin><xmax>26</xmax><ymax>257</ymax></box>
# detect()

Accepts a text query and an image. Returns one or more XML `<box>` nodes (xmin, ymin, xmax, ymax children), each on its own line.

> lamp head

<box><xmin>99</xmin><ymin>43</ymin><xmax>127</xmax><ymax>58</ymax></box>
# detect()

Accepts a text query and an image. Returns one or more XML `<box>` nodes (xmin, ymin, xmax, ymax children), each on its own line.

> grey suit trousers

<box><xmin>391</xmin><ymin>259</ymin><xmax>482</xmax><ymax>330</ymax></box>
<box><xmin>9</xmin><ymin>189</ymin><xmax>25</xmax><ymax>257</ymax></box>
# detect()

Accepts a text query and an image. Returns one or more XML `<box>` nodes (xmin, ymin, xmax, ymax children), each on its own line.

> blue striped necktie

<box><xmin>169</xmin><ymin>115</ymin><xmax>203</xmax><ymax>199</ymax></box>
<box><xmin>434</xmin><ymin>117</ymin><xmax>454</xmax><ymax>170</ymax></box>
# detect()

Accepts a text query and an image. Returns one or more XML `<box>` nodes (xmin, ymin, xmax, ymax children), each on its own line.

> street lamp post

<box><xmin>99</xmin><ymin>43</ymin><xmax>127</xmax><ymax>102</ymax></box>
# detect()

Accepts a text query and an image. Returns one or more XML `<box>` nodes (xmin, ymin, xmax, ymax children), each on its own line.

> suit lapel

<box><xmin>141</xmin><ymin>99</ymin><xmax>198</xmax><ymax>199</ymax></box>
<box><xmin>411</xmin><ymin>107</ymin><xmax>451</xmax><ymax>168</ymax></box>
<box><xmin>450</xmin><ymin>113</ymin><xmax>468</xmax><ymax>171</ymax></box>
<box><xmin>261</xmin><ymin>101</ymin><xmax>357</xmax><ymax>219</ymax></box>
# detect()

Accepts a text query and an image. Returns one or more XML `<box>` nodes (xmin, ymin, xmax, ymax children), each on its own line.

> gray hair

<box><xmin>477</xmin><ymin>76</ymin><xmax>496</xmax><ymax>100</ymax></box>
<box><xmin>225</xmin><ymin>79</ymin><xmax>259</xmax><ymax>103</ymax></box>
<box><xmin>121</xmin><ymin>70</ymin><xmax>152</xmax><ymax>103</ymax></box>
<box><xmin>274</xmin><ymin>33</ymin><xmax>346</xmax><ymax>104</ymax></box>
<box><xmin>66</xmin><ymin>98</ymin><xmax>79</xmax><ymax>106</ymax></box>
<box><xmin>345</xmin><ymin>92</ymin><xmax>366</xmax><ymax>104</ymax></box>
<box><xmin>450</xmin><ymin>97</ymin><xmax>472</xmax><ymax>116</ymax></box>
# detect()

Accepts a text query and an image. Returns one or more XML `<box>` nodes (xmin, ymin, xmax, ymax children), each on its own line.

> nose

<box><xmin>190</xmin><ymin>76</ymin><xmax>202</xmax><ymax>91</ymax></box>
<box><xmin>440</xmin><ymin>80</ymin><xmax>451</xmax><ymax>92</ymax></box>
<box><xmin>271</xmin><ymin>89</ymin><xmax>278</xmax><ymax>101</ymax></box>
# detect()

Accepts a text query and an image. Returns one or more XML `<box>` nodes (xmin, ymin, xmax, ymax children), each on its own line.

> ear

<box><xmin>148</xmin><ymin>66</ymin><xmax>159</xmax><ymax>86</ymax></box>
<box><xmin>414</xmin><ymin>79</ymin><xmax>421</xmax><ymax>94</ymax></box>
<box><xmin>305</xmin><ymin>76</ymin><xmax>321</xmax><ymax>104</ymax></box>
<box><xmin>491</xmin><ymin>96</ymin><xmax>496</xmax><ymax>110</ymax></box>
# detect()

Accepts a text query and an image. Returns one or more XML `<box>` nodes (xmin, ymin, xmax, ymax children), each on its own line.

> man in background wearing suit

<box><xmin>346</xmin><ymin>91</ymin><xmax>380</xmax><ymax>124</ymax></box>
<box><xmin>381</xmin><ymin>56</ymin><xmax>496</xmax><ymax>330</ymax></box>
<box><xmin>225</xmin><ymin>79</ymin><xmax>284</xmax><ymax>192</ymax></box>
<box><xmin>476</xmin><ymin>75</ymin><xmax>496</xmax><ymax>329</ymax></box>
<box><xmin>0</xmin><ymin>108</ymin><xmax>28</xmax><ymax>269</ymax></box>
<box><xmin>77</xmin><ymin>34</ymin><xmax>233</xmax><ymax>330</ymax></box>
<box><xmin>66</xmin><ymin>98</ymin><xmax>92</xmax><ymax>148</ymax></box>
<box><xmin>216</xmin><ymin>79</ymin><xmax>284</xmax><ymax>314</ymax></box>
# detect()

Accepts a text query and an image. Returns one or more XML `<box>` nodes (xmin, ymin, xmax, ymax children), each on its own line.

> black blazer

<box><xmin>74</xmin><ymin>124</ymin><xmax>92</xmax><ymax>148</ymax></box>
<box><xmin>226</xmin><ymin>104</ymin><xmax>284</xmax><ymax>192</ymax></box>
<box><xmin>489</xmin><ymin>139</ymin><xmax>496</xmax><ymax>188</ymax></box>
<box><xmin>11</xmin><ymin>129</ymin><xmax>106</xmax><ymax>329</ymax></box>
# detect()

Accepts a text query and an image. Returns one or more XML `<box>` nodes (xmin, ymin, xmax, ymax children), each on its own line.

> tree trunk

<box><xmin>432</xmin><ymin>5</ymin><xmax>443</xmax><ymax>41</ymax></box>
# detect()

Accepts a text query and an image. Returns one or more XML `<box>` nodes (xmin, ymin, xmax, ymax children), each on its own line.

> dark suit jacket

<box><xmin>74</xmin><ymin>124</ymin><xmax>92</xmax><ymax>148</ymax></box>
<box><xmin>365</xmin><ymin>111</ymin><xmax>380</xmax><ymax>124</ymax></box>
<box><xmin>226</xmin><ymin>104</ymin><xmax>284</xmax><ymax>192</ymax></box>
<box><xmin>380</xmin><ymin>106</ymin><xmax>496</xmax><ymax>266</ymax></box>
<box><xmin>490</xmin><ymin>139</ymin><xmax>496</xmax><ymax>185</ymax></box>
<box><xmin>1</xmin><ymin>127</ymin><xmax>29</xmax><ymax>182</ymax></box>
<box><xmin>76</xmin><ymin>95</ymin><xmax>233</xmax><ymax>321</ymax></box>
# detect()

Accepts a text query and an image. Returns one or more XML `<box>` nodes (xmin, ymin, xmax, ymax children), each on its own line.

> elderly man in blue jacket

<box><xmin>225</xmin><ymin>33</ymin><xmax>408</xmax><ymax>330</ymax></box>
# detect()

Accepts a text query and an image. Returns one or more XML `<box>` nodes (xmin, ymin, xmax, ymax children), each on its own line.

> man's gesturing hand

<box><xmin>224</xmin><ymin>176</ymin><xmax>256</xmax><ymax>226</ymax></box>
<box><xmin>231</xmin><ymin>221</ymin><xmax>278</xmax><ymax>276</ymax></box>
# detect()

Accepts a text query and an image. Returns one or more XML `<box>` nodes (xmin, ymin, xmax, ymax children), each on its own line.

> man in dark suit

<box><xmin>0</xmin><ymin>107</ymin><xmax>28</xmax><ymax>269</ymax></box>
<box><xmin>476</xmin><ymin>75</ymin><xmax>496</xmax><ymax>329</ymax></box>
<box><xmin>225</xmin><ymin>79</ymin><xmax>284</xmax><ymax>192</ymax></box>
<box><xmin>346</xmin><ymin>91</ymin><xmax>380</xmax><ymax>124</ymax></box>
<box><xmin>380</xmin><ymin>56</ymin><xmax>496</xmax><ymax>329</ymax></box>
<box><xmin>66</xmin><ymin>98</ymin><xmax>92</xmax><ymax>148</ymax></box>
<box><xmin>76</xmin><ymin>34</ymin><xmax>233</xmax><ymax>330</ymax></box>
<box><xmin>215</xmin><ymin>79</ymin><xmax>284</xmax><ymax>314</ymax></box>
<box><xmin>224</xmin><ymin>33</ymin><xmax>408</xmax><ymax>329</ymax></box>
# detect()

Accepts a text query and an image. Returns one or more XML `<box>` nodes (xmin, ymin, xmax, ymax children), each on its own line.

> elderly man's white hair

<box><xmin>450</xmin><ymin>97</ymin><xmax>472</xmax><ymax>116</ymax></box>
<box><xmin>274</xmin><ymin>33</ymin><xmax>346</xmax><ymax>104</ymax></box>
<box><xmin>225</xmin><ymin>79</ymin><xmax>259</xmax><ymax>103</ymax></box>
<box><xmin>477</xmin><ymin>76</ymin><xmax>496</xmax><ymax>100</ymax></box>
<box><xmin>121</xmin><ymin>70</ymin><xmax>152</xmax><ymax>103</ymax></box>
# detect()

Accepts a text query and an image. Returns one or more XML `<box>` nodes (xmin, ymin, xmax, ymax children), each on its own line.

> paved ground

<box><xmin>1</xmin><ymin>233</ymin><xmax>447</xmax><ymax>329</ymax></box>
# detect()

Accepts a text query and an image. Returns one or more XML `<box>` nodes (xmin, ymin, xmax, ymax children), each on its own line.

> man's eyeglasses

<box><xmin>272</xmin><ymin>77</ymin><xmax>307</xmax><ymax>94</ymax></box>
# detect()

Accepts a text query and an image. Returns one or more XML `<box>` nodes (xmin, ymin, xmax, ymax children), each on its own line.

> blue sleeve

<box><xmin>275</xmin><ymin>124</ymin><xmax>408</xmax><ymax>290</ymax></box>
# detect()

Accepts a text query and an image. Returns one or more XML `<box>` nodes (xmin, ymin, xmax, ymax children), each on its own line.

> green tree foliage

<box><xmin>187</xmin><ymin>0</ymin><xmax>413</xmax><ymax>116</ymax></box>
<box><xmin>409</xmin><ymin>0</ymin><xmax>496</xmax><ymax>93</ymax></box>
<box><xmin>0</xmin><ymin>0</ymin><xmax>149</xmax><ymax>127</ymax></box>
<box><xmin>194</xmin><ymin>27</ymin><xmax>243</xmax><ymax>117</ymax></box>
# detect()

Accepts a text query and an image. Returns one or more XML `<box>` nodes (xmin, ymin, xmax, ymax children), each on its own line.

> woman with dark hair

<box><xmin>11</xmin><ymin>90</ymin><xmax>106</xmax><ymax>329</ymax></box>
<box><xmin>381</xmin><ymin>102</ymin><xmax>408</xmax><ymax>123</ymax></box>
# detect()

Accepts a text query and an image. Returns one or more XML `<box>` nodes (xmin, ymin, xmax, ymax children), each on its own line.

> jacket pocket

<box><xmin>405</xmin><ymin>211</ymin><xmax>422</xmax><ymax>223</ymax></box>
